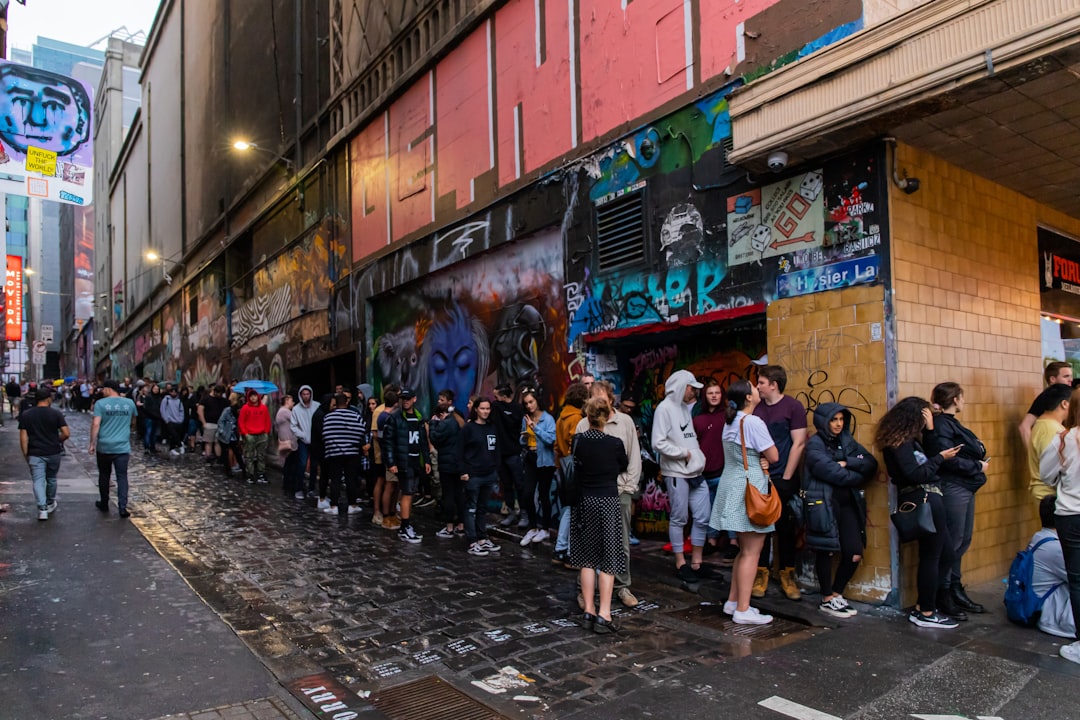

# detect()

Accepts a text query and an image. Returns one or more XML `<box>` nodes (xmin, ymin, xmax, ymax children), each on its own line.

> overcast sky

<box><xmin>6</xmin><ymin>0</ymin><xmax>161</xmax><ymax>55</ymax></box>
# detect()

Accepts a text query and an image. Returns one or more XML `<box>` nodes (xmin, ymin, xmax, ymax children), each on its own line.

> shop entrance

<box><xmin>287</xmin><ymin>351</ymin><xmax>357</xmax><ymax>398</ymax></box>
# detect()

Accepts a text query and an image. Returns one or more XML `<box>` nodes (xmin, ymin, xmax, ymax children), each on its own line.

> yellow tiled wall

<box><xmin>891</xmin><ymin>142</ymin><xmax>1080</xmax><ymax>593</ymax></box>
<box><xmin>767</xmin><ymin>284</ymin><xmax>891</xmax><ymax>603</ymax></box>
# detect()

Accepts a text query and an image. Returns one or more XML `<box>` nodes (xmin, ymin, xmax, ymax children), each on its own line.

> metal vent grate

<box><xmin>595</xmin><ymin>191</ymin><xmax>646</xmax><ymax>273</ymax></box>
<box><xmin>371</xmin><ymin>675</ymin><xmax>509</xmax><ymax>720</ymax></box>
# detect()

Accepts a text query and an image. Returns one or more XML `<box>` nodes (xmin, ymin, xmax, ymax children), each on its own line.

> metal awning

<box><xmin>728</xmin><ymin>0</ymin><xmax>1080</xmax><ymax>219</ymax></box>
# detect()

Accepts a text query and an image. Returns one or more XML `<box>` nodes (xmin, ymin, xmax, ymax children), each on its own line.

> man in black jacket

<box><xmin>383</xmin><ymin>388</ymin><xmax>431</xmax><ymax>543</ymax></box>
<box><xmin>492</xmin><ymin>383</ymin><xmax>527</xmax><ymax>529</ymax></box>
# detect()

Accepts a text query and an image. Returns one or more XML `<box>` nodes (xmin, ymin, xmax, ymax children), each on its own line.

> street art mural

<box><xmin>233</xmin><ymin>229</ymin><xmax>344</xmax><ymax>349</ymax></box>
<box><xmin>349</xmin><ymin>0</ymin><xmax>863</xmax><ymax>263</ymax></box>
<box><xmin>0</xmin><ymin>62</ymin><xmax>94</xmax><ymax>205</ymax></box>
<box><xmin>370</xmin><ymin>228</ymin><xmax>570</xmax><ymax>416</ymax></box>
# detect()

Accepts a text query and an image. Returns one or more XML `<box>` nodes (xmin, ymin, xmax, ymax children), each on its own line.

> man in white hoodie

<box><xmin>652</xmin><ymin>369</ymin><xmax>708</xmax><ymax>583</ymax></box>
<box><xmin>290</xmin><ymin>385</ymin><xmax>321</xmax><ymax>498</ymax></box>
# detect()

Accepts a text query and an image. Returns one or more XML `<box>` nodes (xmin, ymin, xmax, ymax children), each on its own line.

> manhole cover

<box><xmin>372</xmin><ymin>675</ymin><xmax>509</xmax><ymax>720</ymax></box>
<box><xmin>666</xmin><ymin>604</ymin><xmax>815</xmax><ymax>645</ymax></box>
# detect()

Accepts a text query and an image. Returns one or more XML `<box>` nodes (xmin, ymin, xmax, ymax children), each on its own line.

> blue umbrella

<box><xmin>233</xmin><ymin>379</ymin><xmax>281</xmax><ymax>395</ymax></box>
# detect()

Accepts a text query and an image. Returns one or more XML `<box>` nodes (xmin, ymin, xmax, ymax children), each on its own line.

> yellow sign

<box><xmin>25</xmin><ymin>146</ymin><xmax>57</xmax><ymax>176</ymax></box>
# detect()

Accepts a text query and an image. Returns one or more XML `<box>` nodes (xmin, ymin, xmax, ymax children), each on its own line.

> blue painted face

<box><xmin>426</xmin><ymin>308</ymin><xmax>481</xmax><ymax>410</ymax></box>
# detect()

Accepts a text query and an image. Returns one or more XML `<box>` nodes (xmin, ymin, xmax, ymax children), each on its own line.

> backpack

<box><xmin>1003</xmin><ymin>536</ymin><xmax>1062</xmax><ymax>626</ymax></box>
<box><xmin>559</xmin><ymin>434</ymin><xmax>582</xmax><ymax>507</ymax></box>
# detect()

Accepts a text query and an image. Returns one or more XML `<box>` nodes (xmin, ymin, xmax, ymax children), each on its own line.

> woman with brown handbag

<box><xmin>709</xmin><ymin>380</ymin><xmax>780</xmax><ymax>625</ymax></box>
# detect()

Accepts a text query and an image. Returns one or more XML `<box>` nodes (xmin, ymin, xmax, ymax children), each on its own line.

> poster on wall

<box><xmin>6</xmin><ymin>255</ymin><xmax>23</xmax><ymax>341</ymax></box>
<box><xmin>0</xmin><ymin>62</ymin><xmax>94</xmax><ymax>206</ymax></box>
<box><xmin>727</xmin><ymin>169</ymin><xmax>825</xmax><ymax>266</ymax></box>
<box><xmin>1037</xmin><ymin>227</ymin><xmax>1080</xmax><ymax>369</ymax></box>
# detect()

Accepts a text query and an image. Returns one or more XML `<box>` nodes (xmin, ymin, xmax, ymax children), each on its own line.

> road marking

<box><xmin>912</xmin><ymin>716</ymin><xmax>1004</xmax><ymax>720</ymax></box>
<box><xmin>759</xmin><ymin>696</ymin><xmax>843</xmax><ymax>720</ymax></box>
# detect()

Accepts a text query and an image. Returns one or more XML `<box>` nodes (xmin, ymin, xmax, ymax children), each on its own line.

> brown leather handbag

<box><xmin>741</xmin><ymin>417</ymin><xmax>782</xmax><ymax>526</ymax></box>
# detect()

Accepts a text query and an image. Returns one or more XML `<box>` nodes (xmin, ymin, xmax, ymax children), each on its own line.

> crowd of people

<box><xmin>9</xmin><ymin>359</ymin><xmax>1080</xmax><ymax>657</ymax></box>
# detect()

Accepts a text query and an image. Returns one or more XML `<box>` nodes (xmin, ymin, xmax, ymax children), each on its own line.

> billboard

<box><xmin>0</xmin><ymin>62</ymin><xmax>94</xmax><ymax>206</ymax></box>
<box><xmin>6</xmin><ymin>255</ymin><xmax>23</xmax><ymax>341</ymax></box>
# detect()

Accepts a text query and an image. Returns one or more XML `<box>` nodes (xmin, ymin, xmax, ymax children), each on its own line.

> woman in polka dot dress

<box><xmin>569</xmin><ymin>397</ymin><xmax>629</xmax><ymax>634</ymax></box>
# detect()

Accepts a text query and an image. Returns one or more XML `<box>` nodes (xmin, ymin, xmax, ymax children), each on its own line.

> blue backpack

<box><xmin>1003</xmin><ymin>537</ymin><xmax>1062</xmax><ymax>626</ymax></box>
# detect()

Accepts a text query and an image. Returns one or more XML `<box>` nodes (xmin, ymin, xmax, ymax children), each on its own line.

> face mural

<box><xmin>371</xmin><ymin>228</ymin><xmax>570</xmax><ymax>415</ymax></box>
<box><xmin>0</xmin><ymin>64</ymin><xmax>91</xmax><ymax>155</ymax></box>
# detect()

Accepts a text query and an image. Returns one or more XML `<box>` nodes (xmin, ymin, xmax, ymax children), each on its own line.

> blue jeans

<box><xmin>97</xmin><ymin>452</ymin><xmax>130</xmax><ymax>510</ymax></box>
<box><xmin>555</xmin><ymin>505</ymin><xmax>572</xmax><ymax>552</ymax></box>
<box><xmin>143</xmin><ymin>418</ymin><xmax>156</xmax><ymax>450</ymax></box>
<box><xmin>28</xmin><ymin>454</ymin><xmax>62</xmax><ymax>510</ymax></box>
<box><xmin>295</xmin><ymin>441</ymin><xmax>311</xmax><ymax>481</ymax></box>
<box><xmin>464</xmin><ymin>472</ymin><xmax>497</xmax><ymax>543</ymax></box>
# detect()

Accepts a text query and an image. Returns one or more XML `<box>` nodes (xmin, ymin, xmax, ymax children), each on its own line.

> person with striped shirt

<box><xmin>320</xmin><ymin>393</ymin><xmax>370</xmax><ymax>517</ymax></box>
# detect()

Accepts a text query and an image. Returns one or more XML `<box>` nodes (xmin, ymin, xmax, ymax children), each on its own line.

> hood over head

<box><xmin>813</xmin><ymin>402</ymin><xmax>851</xmax><ymax>437</ymax></box>
<box><xmin>298</xmin><ymin>384</ymin><xmax>315</xmax><ymax>405</ymax></box>
<box><xmin>245</xmin><ymin>388</ymin><xmax>260</xmax><ymax>402</ymax></box>
<box><xmin>664</xmin><ymin>369</ymin><xmax>703</xmax><ymax>400</ymax></box>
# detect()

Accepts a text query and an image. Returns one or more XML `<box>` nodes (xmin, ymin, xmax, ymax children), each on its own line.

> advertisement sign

<box><xmin>727</xmin><ymin>169</ymin><xmax>825</xmax><ymax>266</ymax></box>
<box><xmin>0</xmin><ymin>62</ymin><xmax>94</xmax><ymax>206</ymax></box>
<box><xmin>1039</xmin><ymin>227</ymin><xmax>1080</xmax><ymax>319</ymax></box>
<box><xmin>6</xmin><ymin>255</ymin><xmax>22</xmax><ymax>341</ymax></box>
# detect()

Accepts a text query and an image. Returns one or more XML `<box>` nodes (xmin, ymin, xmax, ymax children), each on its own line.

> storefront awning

<box><xmin>727</xmin><ymin>0</ymin><xmax>1080</xmax><ymax>219</ymax></box>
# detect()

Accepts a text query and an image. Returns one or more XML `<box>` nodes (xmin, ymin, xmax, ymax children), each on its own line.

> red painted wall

<box><xmin>436</xmin><ymin>27</ymin><xmax>494</xmax><ymax>210</ymax></box>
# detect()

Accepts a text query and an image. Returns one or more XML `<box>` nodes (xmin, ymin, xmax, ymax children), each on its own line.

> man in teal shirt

<box><xmin>89</xmin><ymin>380</ymin><xmax>137</xmax><ymax>517</ymax></box>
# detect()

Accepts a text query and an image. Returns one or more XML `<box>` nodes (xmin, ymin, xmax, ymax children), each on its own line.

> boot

<box><xmin>937</xmin><ymin>588</ymin><xmax>968</xmax><ymax>621</ymax></box>
<box><xmin>778</xmin><ymin>567</ymin><xmax>802</xmax><ymax>601</ymax></box>
<box><xmin>952</xmin><ymin>583</ymin><xmax>985</xmax><ymax>613</ymax></box>
<box><xmin>752</xmin><ymin>567</ymin><xmax>769</xmax><ymax>598</ymax></box>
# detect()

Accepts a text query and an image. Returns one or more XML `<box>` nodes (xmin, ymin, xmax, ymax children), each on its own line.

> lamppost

<box><xmin>232</xmin><ymin>140</ymin><xmax>295</xmax><ymax>172</ymax></box>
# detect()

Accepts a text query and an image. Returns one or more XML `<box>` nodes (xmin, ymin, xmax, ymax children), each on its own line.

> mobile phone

<box><xmin>984</xmin><ymin>456</ymin><xmax>991</xmax><ymax>462</ymax></box>
<box><xmin>953</xmin><ymin>444</ymin><xmax>964</xmax><ymax>450</ymax></box>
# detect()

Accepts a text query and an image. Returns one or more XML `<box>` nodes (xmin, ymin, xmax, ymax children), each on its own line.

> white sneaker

<box><xmin>46</xmin><ymin>500</ymin><xmax>57</xmax><ymax>514</ymax></box>
<box><xmin>532</xmin><ymin>529</ymin><xmax>549</xmax><ymax>544</ymax></box>
<box><xmin>819</xmin><ymin>596</ymin><xmax>858</xmax><ymax>618</ymax></box>
<box><xmin>322</xmin><ymin>505</ymin><xmax>338</xmax><ymax>514</ymax></box>
<box><xmin>468</xmin><ymin>542</ymin><xmax>490</xmax><ymax>556</ymax></box>
<box><xmin>294</xmin><ymin>491</ymin><xmax>306</xmax><ymax>499</ymax></box>
<box><xmin>347</xmin><ymin>505</ymin><xmax>362</xmax><ymax>514</ymax></box>
<box><xmin>733</xmin><ymin>608</ymin><xmax>773</xmax><ymax>625</ymax></box>
<box><xmin>316</xmin><ymin>498</ymin><xmax>331</xmax><ymax>510</ymax></box>
<box><xmin>169</xmin><ymin>449</ymin><xmax>180</xmax><ymax>456</ymax></box>
<box><xmin>723</xmin><ymin>600</ymin><xmax>737</xmax><ymax>615</ymax></box>
<box><xmin>1061</xmin><ymin>641</ymin><xmax>1080</xmax><ymax>665</ymax></box>
<box><xmin>520</xmin><ymin>528</ymin><xmax>540</xmax><ymax>546</ymax></box>
<box><xmin>37</xmin><ymin>509</ymin><xmax>48</xmax><ymax>521</ymax></box>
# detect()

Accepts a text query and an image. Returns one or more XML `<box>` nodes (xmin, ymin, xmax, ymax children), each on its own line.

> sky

<box><xmin>6</xmin><ymin>0</ymin><xmax>162</xmax><ymax>55</ymax></box>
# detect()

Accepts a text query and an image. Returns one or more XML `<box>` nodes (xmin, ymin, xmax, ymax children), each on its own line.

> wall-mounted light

<box><xmin>232</xmin><ymin>139</ymin><xmax>294</xmax><ymax>172</ymax></box>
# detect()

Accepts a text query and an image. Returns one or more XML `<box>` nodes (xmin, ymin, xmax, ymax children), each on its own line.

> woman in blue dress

<box><xmin>710</xmin><ymin>379</ymin><xmax>779</xmax><ymax>625</ymax></box>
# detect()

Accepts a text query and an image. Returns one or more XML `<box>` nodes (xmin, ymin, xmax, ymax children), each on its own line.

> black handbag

<box><xmin>890</xmin><ymin>490</ymin><xmax>936</xmax><ymax>543</ymax></box>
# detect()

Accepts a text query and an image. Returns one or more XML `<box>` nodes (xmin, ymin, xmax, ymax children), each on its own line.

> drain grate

<box><xmin>666</xmin><ymin>604</ymin><xmax>814</xmax><ymax>643</ymax></box>
<box><xmin>372</xmin><ymin>675</ymin><xmax>509</xmax><ymax>720</ymax></box>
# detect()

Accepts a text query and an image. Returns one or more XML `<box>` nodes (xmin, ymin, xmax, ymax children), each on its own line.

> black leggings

<box><xmin>440</xmin><ymin>470</ymin><xmax>466</xmax><ymax>524</ymax></box>
<box><xmin>522</xmin><ymin>454</ymin><xmax>556</xmax><ymax>529</ymax></box>
<box><xmin>760</xmin><ymin>478</ymin><xmax>799</xmax><ymax>569</ymax></box>
<box><xmin>916</xmin><ymin>490</ymin><xmax>954</xmax><ymax>611</ymax></box>
<box><xmin>816</xmin><ymin>494</ymin><xmax>864</xmax><ymax>596</ymax></box>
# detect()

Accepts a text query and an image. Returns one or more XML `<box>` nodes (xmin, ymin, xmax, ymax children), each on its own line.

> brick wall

<box><xmin>890</xmin><ymin>142</ymin><xmax>1080</xmax><ymax>592</ymax></box>
<box><xmin>768</xmin><ymin>284</ymin><xmax>891</xmax><ymax>602</ymax></box>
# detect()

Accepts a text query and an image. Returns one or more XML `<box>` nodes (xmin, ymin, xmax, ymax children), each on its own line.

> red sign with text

<box><xmin>6</xmin><ymin>255</ymin><xmax>22</xmax><ymax>341</ymax></box>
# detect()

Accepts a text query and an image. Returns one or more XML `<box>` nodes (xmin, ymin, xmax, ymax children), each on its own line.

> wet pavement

<box><xmin>5</xmin><ymin>409</ymin><xmax>1080</xmax><ymax>719</ymax></box>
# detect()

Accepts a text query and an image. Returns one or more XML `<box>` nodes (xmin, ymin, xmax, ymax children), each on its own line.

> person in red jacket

<box><xmin>238</xmin><ymin>389</ymin><xmax>271</xmax><ymax>483</ymax></box>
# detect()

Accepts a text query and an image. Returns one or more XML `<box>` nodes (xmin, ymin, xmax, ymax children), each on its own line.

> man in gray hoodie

<box><xmin>290</xmin><ymin>385</ymin><xmax>321</xmax><ymax>497</ymax></box>
<box><xmin>652</xmin><ymin>369</ymin><xmax>708</xmax><ymax>583</ymax></box>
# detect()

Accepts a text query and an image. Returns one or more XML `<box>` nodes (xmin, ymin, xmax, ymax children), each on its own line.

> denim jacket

<box><xmin>520</xmin><ymin>411</ymin><xmax>556</xmax><ymax>467</ymax></box>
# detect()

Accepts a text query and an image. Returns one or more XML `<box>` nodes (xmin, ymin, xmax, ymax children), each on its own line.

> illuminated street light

<box><xmin>231</xmin><ymin>139</ymin><xmax>294</xmax><ymax>172</ymax></box>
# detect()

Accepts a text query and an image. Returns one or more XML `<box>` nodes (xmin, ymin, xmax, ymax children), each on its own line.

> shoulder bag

<box><xmin>742</xmin><ymin>418</ymin><xmax>782</xmax><ymax>526</ymax></box>
<box><xmin>890</xmin><ymin>489</ymin><xmax>936</xmax><ymax>542</ymax></box>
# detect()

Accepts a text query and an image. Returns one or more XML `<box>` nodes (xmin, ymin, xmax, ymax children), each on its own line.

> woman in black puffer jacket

<box><xmin>923</xmin><ymin>382</ymin><xmax>989</xmax><ymax>616</ymax></box>
<box><xmin>801</xmin><ymin>402</ymin><xmax>878</xmax><ymax>619</ymax></box>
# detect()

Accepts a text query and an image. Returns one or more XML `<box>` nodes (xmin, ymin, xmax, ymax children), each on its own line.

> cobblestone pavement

<box><xmin>62</xmin><ymin>412</ymin><xmax>803</xmax><ymax>718</ymax></box>
<box><xmin>149</xmin><ymin>697</ymin><xmax>303</xmax><ymax>720</ymax></box>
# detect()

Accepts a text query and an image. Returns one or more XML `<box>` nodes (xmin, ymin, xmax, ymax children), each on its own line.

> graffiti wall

<box><xmin>369</xmin><ymin>228</ymin><xmax>570</xmax><ymax>415</ymax></box>
<box><xmin>349</xmin><ymin>0</ymin><xmax>863</xmax><ymax>261</ymax></box>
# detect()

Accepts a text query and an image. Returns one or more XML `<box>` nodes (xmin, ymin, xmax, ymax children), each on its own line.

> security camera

<box><xmin>900</xmin><ymin>177</ymin><xmax>920</xmax><ymax>195</ymax></box>
<box><xmin>767</xmin><ymin>151</ymin><xmax>789</xmax><ymax>172</ymax></box>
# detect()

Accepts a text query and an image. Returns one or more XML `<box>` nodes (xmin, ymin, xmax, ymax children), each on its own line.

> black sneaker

<box><xmin>676</xmin><ymin>564</ymin><xmax>700</xmax><ymax>583</ymax></box>
<box><xmin>908</xmin><ymin>609</ymin><xmax>959</xmax><ymax>629</ymax></box>
<box><xmin>95</xmin><ymin>500</ymin><xmax>109</xmax><ymax>513</ymax></box>
<box><xmin>118</xmin><ymin>508</ymin><xmax>131</xmax><ymax>519</ymax></box>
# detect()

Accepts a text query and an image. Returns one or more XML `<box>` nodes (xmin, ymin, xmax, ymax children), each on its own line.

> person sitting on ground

<box><xmin>1025</xmin><ymin>496</ymin><xmax>1074</xmax><ymax>640</ymax></box>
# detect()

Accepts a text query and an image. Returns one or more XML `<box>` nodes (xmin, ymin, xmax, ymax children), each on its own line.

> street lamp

<box><xmin>232</xmin><ymin>139</ymin><xmax>294</xmax><ymax>172</ymax></box>
<box><xmin>144</xmin><ymin>249</ymin><xmax>179</xmax><ymax>286</ymax></box>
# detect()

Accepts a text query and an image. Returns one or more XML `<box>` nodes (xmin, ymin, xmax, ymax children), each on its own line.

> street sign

<box><xmin>41</xmin><ymin>325</ymin><xmax>54</xmax><ymax>342</ymax></box>
<box><xmin>32</xmin><ymin>340</ymin><xmax>46</xmax><ymax>353</ymax></box>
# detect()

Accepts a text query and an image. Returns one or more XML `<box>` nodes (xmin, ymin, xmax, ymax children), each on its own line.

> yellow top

<box><xmin>524</xmin><ymin>424</ymin><xmax>537</xmax><ymax>450</ymax></box>
<box><xmin>1030</xmin><ymin>417</ymin><xmax>1064</xmax><ymax>500</ymax></box>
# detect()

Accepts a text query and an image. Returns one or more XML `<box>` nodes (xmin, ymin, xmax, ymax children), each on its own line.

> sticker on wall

<box><xmin>727</xmin><ymin>170</ymin><xmax>825</xmax><ymax>266</ymax></box>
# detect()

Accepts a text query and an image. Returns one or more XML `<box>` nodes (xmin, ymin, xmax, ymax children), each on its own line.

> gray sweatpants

<box><xmin>665</xmin><ymin>475</ymin><xmax>710</xmax><ymax>549</ymax></box>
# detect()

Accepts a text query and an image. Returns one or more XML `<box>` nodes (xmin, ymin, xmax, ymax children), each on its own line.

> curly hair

<box><xmin>563</xmin><ymin>381</ymin><xmax>590</xmax><ymax>409</ymax></box>
<box><xmin>874</xmin><ymin>396</ymin><xmax>930</xmax><ymax>449</ymax></box>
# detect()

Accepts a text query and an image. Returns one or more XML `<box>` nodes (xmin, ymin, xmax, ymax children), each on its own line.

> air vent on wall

<box><xmin>595</xmin><ymin>190</ymin><xmax>646</xmax><ymax>273</ymax></box>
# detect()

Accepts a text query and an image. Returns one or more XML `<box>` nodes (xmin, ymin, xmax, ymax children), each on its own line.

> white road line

<box><xmin>758</xmin><ymin>696</ymin><xmax>843</xmax><ymax>720</ymax></box>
